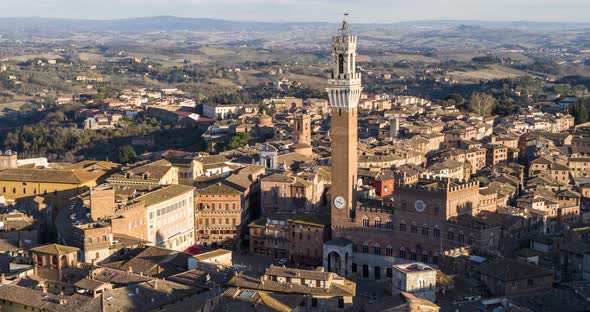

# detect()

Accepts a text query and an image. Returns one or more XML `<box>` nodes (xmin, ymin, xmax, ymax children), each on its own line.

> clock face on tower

<box><xmin>415</xmin><ymin>200</ymin><xmax>426</xmax><ymax>213</ymax></box>
<box><xmin>333</xmin><ymin>196</ymin><xmax>346</xmax><ymax>209</ymax></box>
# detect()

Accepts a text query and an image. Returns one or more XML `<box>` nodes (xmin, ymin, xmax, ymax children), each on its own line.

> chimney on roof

<box><xmin>128</xmin><ymin>266</ymin><xmax>133</xmax><ymax>273</ymax></box>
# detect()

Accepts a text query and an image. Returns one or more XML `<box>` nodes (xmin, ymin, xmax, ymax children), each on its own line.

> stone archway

<box><xmin>327</xmin><ymin>251</ymin><xmax>341</xmax><ymax>273</ymax></box>
<box><xmin>323</xmin><ymin>238</ymin><xmax>353</xmax><ymax>276</ymax></box>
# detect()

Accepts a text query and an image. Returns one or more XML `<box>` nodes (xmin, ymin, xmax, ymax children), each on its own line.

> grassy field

<box><xmin>362</xmin><ymin>53</ymin><xmax>439</xmax><ymax>64</ymax></box>
<box><xmin>283</xmin><ymin>72</ymin><xmax>326</xmax><ymax>87</ymax></box>
<box><xmin>6</xmin><ymin>53</ymin><xmax>62</xmax><ymax>62</ymax></box>
<box><xmin>0</xmin><ymin>100</ymin><xmax>27</xmax><ymax>116</ymax></box>
<box><xmin>77</xmin><ymin>52</ymin><xmax>112</xmax><ymax>63</ymax></box>
<box><xmin>448</xmin><ymin>65</ymin><xmax>531</xmax><ymax>81</ymax></box>
<box><xmin>209</xmin><ymin>78</ymin><xmax>239</xmax><ymax>88</ymax></box>
<box><xmin>197</xmin><ymin>46</ymin><xmax>234</xmax><ymax>57</ymax></box>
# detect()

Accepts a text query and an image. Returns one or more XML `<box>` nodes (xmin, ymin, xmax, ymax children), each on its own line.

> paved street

<box><xmin>231</xmin><ymin>250</ymin><xmax>283</xmax><ymax>276</ymax></box>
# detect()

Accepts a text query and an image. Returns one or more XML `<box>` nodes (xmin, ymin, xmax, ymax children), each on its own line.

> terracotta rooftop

<box><xmin>265</xmin><ymin>265</ymin><xmax>334</xmax><ymax>281</ymax></box>
<box><xmin>195</xmin><ymin>182</ymin><xmax>241</xmax><ymax>196</ymax></box>
<box><xmin>30</xmin><ymin>244</ymin><xmax>79</xmax><ymax>255</ymax></box>
<box><xmin>0</xmin><ymin>168</ymin><xmax>101</xmax><ymax>184</ymax></box>
<box><xmin>193</xmin><ymin>248</ymin><xmax>232</xmax><ymax>261</ymax></box>
<box><xmin>474</xmin><ymin>258</ymin><xmax>553</xmax><ymax>282</ymax></box>
<box><xmin>134</xmin><ymin>184</ymin><xmax>195</xmax><ymax>207</ymax></box>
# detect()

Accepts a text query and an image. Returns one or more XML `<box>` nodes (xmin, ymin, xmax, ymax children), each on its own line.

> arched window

<box><xmin>421</xmin><ymin>251</ymin><xmax>428</xmax><ymax>263</ymax></box>
<box><xmin>362</xmin><ymin>216</ymin><xmax>369</xmax><ymax>227</ymax></box>
<box><xmin>458</xmin><ymin>231</ymin><xmax>465</xmax><ymax>243</ymax></box>
<box><xmin>374</xmin><ymin>244</ymin><xmax>381</xmax><ymax>255</ymax></box>
<box><xmin>338</xmin><ymin>54</ymin><xmax>344</xmax><ymax>74</ymax></box>
<box><xmin>362</xmin><ymin>242</ymin><xmax>369</xmax><ymax>254</ymax></box>
<box><xmin>433</xmin><ymin>226</ymin><xmax>440</xmax><ymax>238</ymax></box>
<box><xmin>411</xmin><ymin>222</ymin><xmax>418</xmax><ymax>234</ymax></box>
<box><xmin>386</xmin><ymin>245</ymin><xmax>393</xmax><ymax>257</ymax></box>
<box><xmin>421</xmin><ymin>224</ymin><xmax>429</xmax><ymax>236</ymax></box>
<box><xmin>410</xmin><ymin>249</ymin><xmax>417</xmax><ymax>261</ymax></box>
<box><xmin>374</xmin><ymin>217</ymin><xmax>381</xmax><ymax>228</ymax></box>
<box><xmin>399</xmin><ymin>247</ymin><xmax>406</xmax><ymax>259</ymax></box>
<box><xmin>386</xmin><ymin>218</ymin><xmax>393</xmax><ymax>230</ymax></box>
<box><xmin>468</xmin><ymin>234</ymin><xmax>475</xmax><ymax>244</ymax></box>
<box><xmin>399</xmin><ymin>220</ymin><xmax>406</xmax><ymax>232</ymax></box>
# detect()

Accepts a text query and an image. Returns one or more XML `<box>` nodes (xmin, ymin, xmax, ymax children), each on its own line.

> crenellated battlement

<box><xmin>117</xmin><ymin>200</ymin><xmax>145</xmax><ymax>213</ymax></box>
<box><xmin>395</xmin><ymin>174</ymin><xmax>479</xmax><ymax>194</ymax></box>
<box><xmin>358</xmin><ymin>205</ymin><xmax>394</xmax><ymax>215</ymax></box>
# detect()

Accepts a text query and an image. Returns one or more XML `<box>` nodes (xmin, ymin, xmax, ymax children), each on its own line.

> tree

<box><xmin>569</xmin><ymin>98</ymin><xmax>589</xmax><ymax>125</ymax></box>
<box><xmin>553</xmin><ymin>84</ymin><xmax>571</xmax><ymax>96</ymax></box>
<box><xmin>492</xmin><ymin>99</ymin><xmax>514</xmax><ymax>117</ymax></box>
<box><xmin>227</xmin><ymin>132</ymin><xmax>251</xmax><ymax>150</ymax></box>
<box><xmin>469</xmin><ymin>92</ymin><xmax>495</xmax><ymax>117</ymax></box>
<box><xmin>477</xmin><ymin>176</ymin><xmax>490</xmax><ymax>187</ymax></box>
<box><xmin>117</xmin><ymin>145</ymin><xmax>137</xmax><ymax>164</ymax></box>
<box><xmin>45</xmin><ymin>111</ymin><xmax>66</xmax><ymax>124</ymax></box>
<box><xmin>444</xmin><ymin>94</ymin><xmax>466</xmax><ymax>109</ymax></box>
<box><xmin>267</xmin><ymin>103</ymin><xmax>277</xmax><ymax>116</ymax></box>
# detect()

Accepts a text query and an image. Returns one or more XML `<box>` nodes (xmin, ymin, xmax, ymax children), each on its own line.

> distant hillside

<box><xmin>1</xmin><ymin>16</ymin><xmax>590</xmax><ymax>33</ymax></box>
<box><xmin>1</xmin><ymin>16</ymin><xmax>590</xmax><ymax>50</ymax></box>
<box><xmin>0</xmin><ymin>16</ymin><xmax>332</xmax><ymax>32</ymax></box>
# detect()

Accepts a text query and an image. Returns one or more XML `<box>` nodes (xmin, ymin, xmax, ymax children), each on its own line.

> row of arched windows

<box><xmin>356</xmin><ymin>242</ymin><xmax>440</xmax><ymax>264</ymax></box>
<box><xmin>361</xmin><ymin>216</ymin><xmax>442</xmax><ymax>238</ymax></box>
<box><xmin>362</xmin><ymin>216</ymin><xmax>393</xmax><ymax>229</ymax></box>
<box><xmin>360</xmin><ymin>216</ymin><xmax>495</xmax><ymax>246</ymax></box>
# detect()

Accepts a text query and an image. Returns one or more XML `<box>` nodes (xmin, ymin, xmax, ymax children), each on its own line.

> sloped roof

<box><xmin>261</xmin><ymin>174</ymin><xmax>293</xmax><ymax>183</ymax></box>
<box><xmin>195</xmin><ymin>182</ymin><xmax>241</xmax><ymax>196</ymax></box>
<box><xmin>193</xmin><ymin>249</ymin><xmax>232</xmax><ymax>261</ymax></box>
<box><xmin>63</xmin><ymin>160</ymin><xmax>121</xmax><ymax>171</ymax></box>
<box><xmin>30</xmin><ymin>244</ymin><xmax>79</xmax><ymax>255</ymax></box>
<box><xmin>135</xmin><ymin>184</ymin><xmax>195</xmax><ymax>207</ymax></box>
<box><xmin>108</xmin><ymin>159</ymin><xmax>173</xmax><ymax>182</ymax></box>
<box><xmin>474</xmin><ymin>258</ymin><xmax>552</xmax><ymax>281</ymax></box>
<box><xmin>0</xmin><ymin>168</ymin><xmax>100</xmax><ymax>184</ymax></box>
<box><xmin>532</xmin><ymin>157</ymin><xmax>555</xmax><ymax>165</ymax></box>
<box><xmin>197</xmin><ymin>155</ymin><xmax>229</xmax><ymax>165</ymax></box>
<box><xmin>74</xmin><ymin>278</ymin><xmax>110</xmax><ymax>291</ymax></box>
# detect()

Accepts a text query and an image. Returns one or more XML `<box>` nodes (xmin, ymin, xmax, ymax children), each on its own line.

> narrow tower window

<box><xmin>338</xmin><ymin>54</ymin><xmax>344</xmax><ymax>74</ymax></box>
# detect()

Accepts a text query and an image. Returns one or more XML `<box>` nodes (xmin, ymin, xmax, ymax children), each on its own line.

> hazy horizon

<box><xmin>1</xmin><ymin>0</ymin><xmax>589</xmax><ymax>24</ymax></box>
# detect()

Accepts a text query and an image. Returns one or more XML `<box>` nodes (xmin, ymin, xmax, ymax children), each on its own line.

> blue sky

<box><xmin>1</xmin><ymin>0</ymin><xmax>589</xmax><ymax>22</ymax></box>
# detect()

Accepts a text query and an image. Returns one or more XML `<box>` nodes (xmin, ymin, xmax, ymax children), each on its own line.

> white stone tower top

<box><xmin>327</xmin><ymin>14</ymin><xmax>363</xmax><ymax>109</ymax></box>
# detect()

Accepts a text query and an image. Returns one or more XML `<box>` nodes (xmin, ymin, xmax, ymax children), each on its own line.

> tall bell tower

<box><xmin>327</xmin><ymin>15</ymin><xmax>362</xmax><ymax>228</ymax></box>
